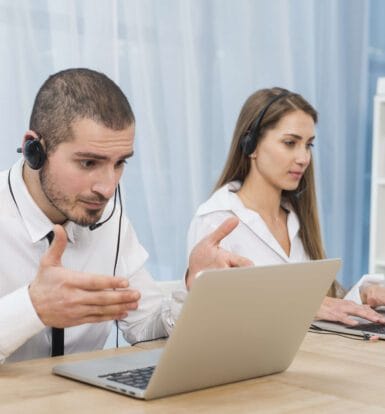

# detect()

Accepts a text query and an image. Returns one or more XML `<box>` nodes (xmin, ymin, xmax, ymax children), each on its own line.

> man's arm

<box><xmin>29</xmin><ymin>225</ymin><xmax>140</xmax><ymax>328</ymax></box>
<box><xmin>0</xmin><ymin>225</ymin><xmax>141</xmax><ymax>362</ymax></box>
<box><xmin>118</xmin><ymin>267</ymin><xmax>182</xmax><ymax>344</ymax></box>
<box><xmin>0</xmin><ymin>286</ymin><xmax>45</xmax><ymax>363</ymax></box>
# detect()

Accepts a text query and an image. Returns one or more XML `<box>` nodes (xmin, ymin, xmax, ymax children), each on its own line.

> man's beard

<box><xmin>39</xmin><ymin>165</ymin><xmax>106</xmax><ymax>227</ymax></box>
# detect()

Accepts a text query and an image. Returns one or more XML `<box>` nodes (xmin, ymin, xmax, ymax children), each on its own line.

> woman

<box><xmin>188</xmin><ymin>87</ymin><xmax>385</xmax><ymax>325</ymax></box>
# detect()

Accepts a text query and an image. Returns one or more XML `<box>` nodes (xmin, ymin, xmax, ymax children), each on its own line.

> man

<box><xmin>0</xmin><ymin>68</ymin><xmax>250</xmax><ymax>363</ymax></box>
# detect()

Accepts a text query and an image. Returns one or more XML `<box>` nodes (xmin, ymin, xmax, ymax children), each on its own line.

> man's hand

<box><xmin>360</xmin><ymin>283</ymin><xmax>385</xmax><ymax>308</ymax></box>
<box><xmin>315</xmin><ymin>296</ymin><xmax>385</xmax><ymax>326</ymax></box>
<box><xmin>186</xmin><ymin>217</ymin><xmax>253</xmax><ymax>290</ymax></box>
<box><xmin>29</xmin><ymin>225</ymin><xmax>141</xmax><ymax>328</ymax></box>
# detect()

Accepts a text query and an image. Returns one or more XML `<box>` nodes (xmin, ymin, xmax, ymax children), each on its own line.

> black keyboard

<box><xmin>98</xmin><ymin>366</ymin><xmax>156</xmax><ymax>390</ymax></box>
<box><xmin>349</xmin><ymin>324</ymin><xmax>385</xmax><ymax>334</ymax></box>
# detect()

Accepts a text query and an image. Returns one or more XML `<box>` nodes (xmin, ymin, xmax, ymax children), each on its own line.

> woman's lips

<box><xmin>288</xmin><ymin>171</ymin><xmax>303</xmax><ymax>180</ymax></box>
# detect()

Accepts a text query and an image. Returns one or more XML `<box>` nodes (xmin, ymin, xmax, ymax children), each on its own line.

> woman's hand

<box><xmin>315</xmin><ymin>296</ymin><xmax>385</xmax><ymax>326</ymax></box>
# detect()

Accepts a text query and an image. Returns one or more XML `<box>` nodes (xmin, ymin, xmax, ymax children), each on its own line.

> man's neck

<box><xmin>22</xmin><ymin>163</ymin><xmax>66</xmax><ymax>224</ymax></box>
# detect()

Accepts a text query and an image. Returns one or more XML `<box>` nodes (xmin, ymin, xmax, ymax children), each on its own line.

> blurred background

<box><xmin>0</xmin><ymin>0</ymin><xmax>384</xmax><ymax>288</ymax></box>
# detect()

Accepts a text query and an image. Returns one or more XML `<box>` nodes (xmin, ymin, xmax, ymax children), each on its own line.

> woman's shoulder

<box><xmin>195</xmin><ymin>181</ymin><xmax>241</xmax><ymax>218</ymax></box>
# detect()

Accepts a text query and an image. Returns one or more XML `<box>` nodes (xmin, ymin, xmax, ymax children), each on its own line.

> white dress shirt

<box><xmin>188</xmin><ymin>181</ymin><xmax>384</xmax><ymax>304</ymax></box>
<box><xmin>0</xmin><ymin>159</ymin><xmax>181</xmax><ymax>363</ymax></box>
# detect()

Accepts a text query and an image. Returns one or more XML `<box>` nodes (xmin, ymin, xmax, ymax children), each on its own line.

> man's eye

<box><xmin>284</xmin><ymin>141</ymin><xmax>295</xmax><ymax>147</ymax></box>
<box><xmin>80</xmin><ymin>160</ymin><xmax>96</xmax><ymax>168</ymax></box>
<box><xmin>115</xmin><ymin>159</ymin><xmax>127</xmax><ymax>168</ymax></box>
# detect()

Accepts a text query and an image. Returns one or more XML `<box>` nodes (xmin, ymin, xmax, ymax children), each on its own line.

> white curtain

<box><xmin>0</xmin><ymin>0</ymin><xmax>372</xmax><ymax>287</ymax></box>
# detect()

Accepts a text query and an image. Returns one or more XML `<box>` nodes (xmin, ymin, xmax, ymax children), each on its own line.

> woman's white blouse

<box><xmin>188</xmin><ymin>181</ymin><xmax>384</xmax><ymax>304</ymax></box>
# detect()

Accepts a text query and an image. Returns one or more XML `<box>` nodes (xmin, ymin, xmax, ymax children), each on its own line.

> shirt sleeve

<box><xmin>0</xmin><ymin>286</ymin><xmax>45</xmax><ymax>363</ymax></box>
<box><xmin>344</xmin><ymin>273</ymin><xmax>385</xmax><ymax>304</ymax></box>
<box><xmin>118</xmin><ymin>267</ymin><xmax>187</xmax><ymax>343</ymax></box>
<box><xmin>116</xmin><ymin>215</ymin><xmax>187</xmax><ymax>343</ymax></box>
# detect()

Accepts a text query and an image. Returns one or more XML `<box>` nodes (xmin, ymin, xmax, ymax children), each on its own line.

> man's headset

<box><xmin>17</xmin><ymin>135</ymin><xmax>46</xmax><ymax>170</ymax></box>
<box><xmin>16</xmin><ymin>134</ymin><xmax>122</xmax><ymax>244</ymax></box>
<box><xmin>13</xmin><ymin>134</ymin><xmax>124</xmax><ymax>348</ymax></box>
<box><xmin>240</xmin><ymin>91</ymin><xmax>289</xmax><ymax>156</ymax></box>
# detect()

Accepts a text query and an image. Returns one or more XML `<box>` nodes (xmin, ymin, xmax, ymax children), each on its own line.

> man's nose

<box><xmin>92</xmin><ymin>170</ymin><xmax>118</xmax><ymax>199</ymax></box>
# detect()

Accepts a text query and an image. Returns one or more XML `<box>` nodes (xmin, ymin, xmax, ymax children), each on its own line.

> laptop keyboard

<box><xmin>98</xmin><ymin>366</ymin><xmax>156</xmax><ymax>390</ymax></box>
<box><xmin>349</xmin><ymin>324</ymin><xmax>385</xmax><ymax>334</ymax></box>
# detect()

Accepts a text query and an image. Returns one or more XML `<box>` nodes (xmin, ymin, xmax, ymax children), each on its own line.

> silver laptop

<box><xmin>311</xmin><ymin>307</ymin><xmax>385</xmax><ymax>339</ymax></box>
<box><xmin>53</xmin><ymin>259</ymin><xmax>340</xmax><ymax>400</ymax></box>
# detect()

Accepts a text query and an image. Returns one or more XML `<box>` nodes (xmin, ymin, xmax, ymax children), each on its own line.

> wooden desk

<box><xmin>1</xmin><ymin>333</ymin><xmax>385</xmax><ymax>413</ymax></box>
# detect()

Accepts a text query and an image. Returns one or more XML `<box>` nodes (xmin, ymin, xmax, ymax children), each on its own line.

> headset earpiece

<box><xmin>240</xmin><ymin>132</ymin><xmax>255</xmax><ymax>156</ymax></box>
<box><xmin>23</xmin><ymin>137</ymin><xmax>46</xmax><ymax>170</ymax></box>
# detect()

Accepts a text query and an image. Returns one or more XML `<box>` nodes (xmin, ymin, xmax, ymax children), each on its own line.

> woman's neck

<box><xmin>237</xmin><ymin>174</ymin><xmax>283</xmax><ymax>222</ymax></box>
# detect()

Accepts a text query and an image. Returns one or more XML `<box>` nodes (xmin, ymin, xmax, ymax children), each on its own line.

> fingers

<box><xmin>318</xmin><ymin>297</ymin><xmax>385</xmax><ymax>326</ymax></box>
<box><xmin>67</xmin><ymin>270</ymin><xmax>130</xmax><ymax>290</ymax></box>
<box><xmin>33</xmin><ymin>281</ymin><xmax>141</xmax><ymax>327</ymax></box>
<box><xmin>227</xmin><ymin>252</ymin><xmax>254</xmax><ymax>268</ymax></box>
<box><xmin>84</xmin><ymin>288</ymin><xmax>141</xmax><ymax>306</ymax></box>
<box><xmin>338</xmin><ymin>314</ymin><xmax>360</xmax><ymax>326</ymax></box>
<box><xmin>87</xmin><ymin>301</ymin><xmax>139</xmax><ymax>316</ymax></box>
<box><xmin>205</xmin><ymin>217</ymin><xmax>239</xmax><ymax>246</ymax></box>
<box><xmin>76</xmin><ymin>311</ymin><xmax>134</xmax><ymax>326</ymax></box>
<box><xmin>344</xmin><ymin>303</ymin><xmax>385</xmax><ymax>324</ymax></box>
<box><xmin>41</xmin><ymin>225</ymin><xmax>68</xmax><ymax>267</ymax></box>
<box><xmin>56</xmin><ymin>301</ymin><xmax>140</xmax><ymax>328</ymax></box>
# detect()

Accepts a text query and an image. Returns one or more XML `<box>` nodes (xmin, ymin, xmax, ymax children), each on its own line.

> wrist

<box><xmin>185</xmin><ymin>268</ymin><xmax>193</xmax><ymax>291</ymax></box>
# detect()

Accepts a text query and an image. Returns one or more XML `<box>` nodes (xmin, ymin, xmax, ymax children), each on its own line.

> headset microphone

<box><xmin>89</xmin><ymin>222</ymin><xmax>103</xmax><ymax>231</ymax></box>
<box><xmin>89</xmin><ymin>186</ymin><xmax>119</xmax><ymax>231</ymax></box>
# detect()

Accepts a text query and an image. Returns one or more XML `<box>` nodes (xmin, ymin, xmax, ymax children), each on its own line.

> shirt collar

<box><xmin>9</xmin><ymin>159</ymin><xmax>77</xmax><ymax>244</ymax></box>
<box><xmin>196</xmin><ymin>181</ymin><xmax>241</xmax><ymax>216</ymax></box>
<box><xmin>196</xmin><ymin>181</ymin><xmax>301</xmax><ymax>260</ymax></box>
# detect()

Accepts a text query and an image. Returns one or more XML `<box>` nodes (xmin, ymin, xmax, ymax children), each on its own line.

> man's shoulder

<box><xmin>0</xmin><ymin>168</ymin><xmax>8</xmax><ymax>181</ymax></box>
<box><xmin>0</xmin><ymin>168</ymin><xmax>11</xmax><ymax>193</ymax></box>
<box><xmin>0</xmin><ymin>165</ymin><xmax>20</xmax><ymax>214</ymax></box>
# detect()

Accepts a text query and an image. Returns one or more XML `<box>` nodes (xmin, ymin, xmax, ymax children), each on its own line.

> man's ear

<box><xmin>20</xmin><ymin>130</ymin><xmax>40</xmax><ymax>151</ymax></box>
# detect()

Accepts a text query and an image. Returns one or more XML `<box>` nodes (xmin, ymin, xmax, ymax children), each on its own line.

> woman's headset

<box><xmin>239</xmin><ymin>91</ymin><xmax>308</xmax><ymax>198</ymax></box>
<box><xmin>240</xmin><ymin>91</ymin><xmax>289</xmax><ymax>156</ymax></box>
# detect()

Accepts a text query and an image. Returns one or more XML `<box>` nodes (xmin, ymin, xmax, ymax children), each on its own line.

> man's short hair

<box><xmin>29</xmin><ymin>68</ymin><xmax>135</xmax><ymax>153</ymax></box>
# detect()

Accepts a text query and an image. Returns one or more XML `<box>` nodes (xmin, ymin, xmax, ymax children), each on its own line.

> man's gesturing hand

<box><xmin>186</xmin><ymin>217</ymin><xmax>253</xmax><ymax>290</ymax></box>
<box><xmin>29</xmin><ymin>225</ymin><xmax>140</xmax><ymax>328</ymax></box>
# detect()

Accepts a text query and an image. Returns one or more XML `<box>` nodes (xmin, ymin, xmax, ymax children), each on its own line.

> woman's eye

<box><xmin>284</xmin><ymin>141</ymin><xmax>295</xmax><ymax>147</ymax></box>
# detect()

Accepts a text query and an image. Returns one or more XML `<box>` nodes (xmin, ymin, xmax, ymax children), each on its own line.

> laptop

<box><xmin>311</xmin><ymin>307</ymin><xmax>385</xmax><ymax>339</ymax></box>
<box><xmin>53</xmin><ymin>259</ymin><xmax>340</xmax><ymax>400</ymax></box>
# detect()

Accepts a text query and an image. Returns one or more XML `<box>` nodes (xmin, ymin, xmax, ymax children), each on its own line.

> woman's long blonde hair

<box><xmin>215</xmin><ymin>87</ymin><xmax>341</xmax><ymax>297</ymax></box>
